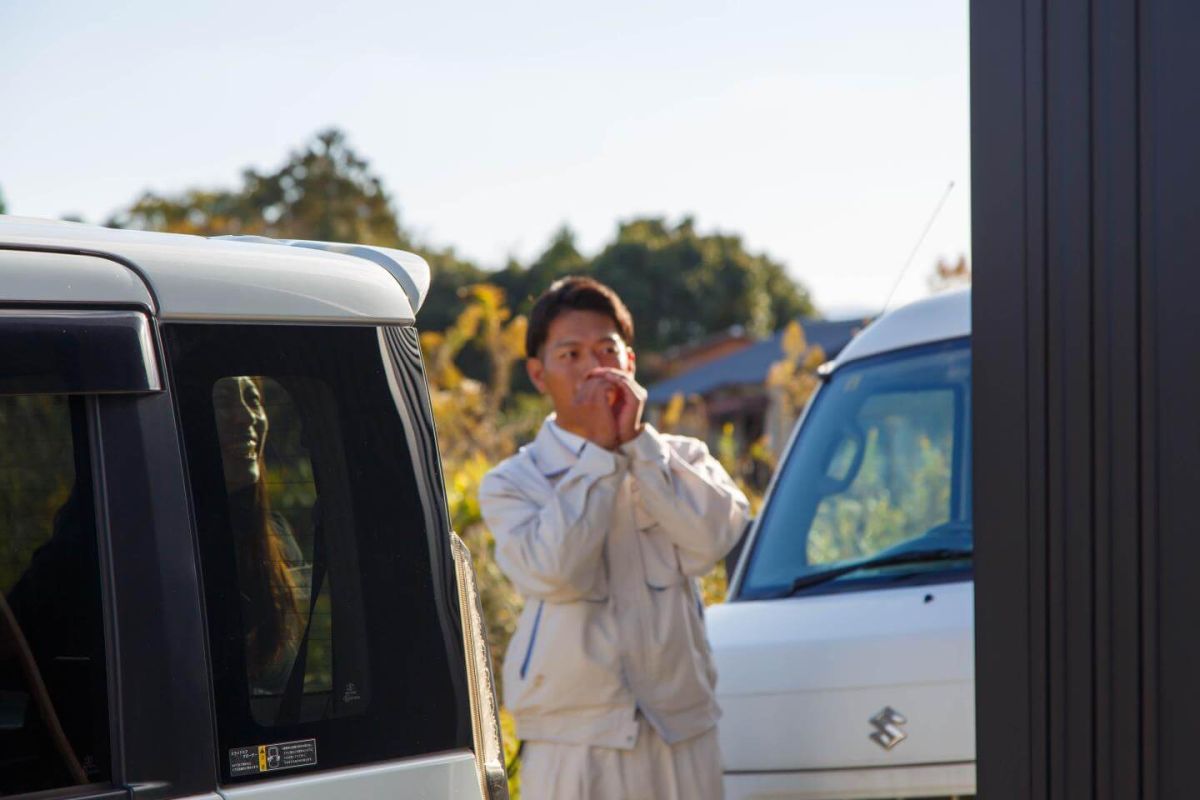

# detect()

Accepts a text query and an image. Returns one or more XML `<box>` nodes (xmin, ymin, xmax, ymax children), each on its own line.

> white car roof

<box><xmin>831</xmin><ymin>288</ymin><xmax>971</xmax><ymax>368</ymax></box>
<box><xmin>0</xmin><ymin>216</ymin><xmax>430</xmax><ymax>324</ymax></box>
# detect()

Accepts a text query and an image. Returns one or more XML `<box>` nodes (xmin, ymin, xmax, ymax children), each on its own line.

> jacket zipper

<box><xmin>519</xmin><ymin>600</ymin><xmax>544</xmax><ymax>680</ymax></box>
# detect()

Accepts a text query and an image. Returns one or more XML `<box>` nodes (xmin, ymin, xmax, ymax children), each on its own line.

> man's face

<box><xmin>527</xmin><ymin>309</ymin><xmax>634</xmax><ymax>420</ymax></box>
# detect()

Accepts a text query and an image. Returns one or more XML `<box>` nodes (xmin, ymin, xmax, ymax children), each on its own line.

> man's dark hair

<box><xmin>525</xmin><ymin>276</ymin><xmax>635</xmax><ymax>358</ymax></box>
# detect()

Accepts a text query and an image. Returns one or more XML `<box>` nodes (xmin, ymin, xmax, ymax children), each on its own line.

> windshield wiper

<box><xmin>783</xmin><ymin>547</ymin><xmax>973</xmax><ymax>596</ymax></box>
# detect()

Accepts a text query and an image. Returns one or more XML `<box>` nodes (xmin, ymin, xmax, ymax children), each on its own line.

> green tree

<box><xmin>421</xmin><ymin>285</ymin><xmax>540</xmax><ymax>677</ymax></box>
<box><xmin>108</xmin><ymin>129</ymin><xmax>409</xmax><ymax>248</ymax></box>
<box><xmin>589</xmin><ymin>216</ymin><xmax>815</xmax><ymax>354</ymax></box>
<box><xmin>419</xmin><ymin>248</ymin><xmax>490</xmax><ymax>335</ymax></box>
<box><xmin>103</xmin><ymin>133</ymin><xmax>818</xmax><ymax>382</ymax></box>
<box><xmin>0</xmin><ymin>184</ymin><xmax>7</xmax><ymax>215</ymax></box>
<box><xmin>104</xmin><ymin>128</ymin><xmax>496</xmax><ymax>333</ymax></box>
<box><xmin>492</xmin><ymin>224</ymin><xmax>587</xmax><ymax>315</ymax></box>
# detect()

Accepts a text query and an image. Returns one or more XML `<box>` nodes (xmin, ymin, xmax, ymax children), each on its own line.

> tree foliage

<box><xmin>104</xmin><ymin>128</ymin><xmax>817</xmax><ymax>374</ymax></box>
<box><xmin>420</xmin><ymin>285</ymin><xmax>545</xmax><ymax>678</ymax></box>
<box><xmin>491</xmin><ymin>225</ymin><xmax>588</xmax><ymax>314</ymax></box>
<box><xmin>587</xmin><ymin>217</ymin><xmax>814</xmax><ymax>355</ymax></box>
<box><xmin>421</xmin><ymin>216</ymin><xmax>817</xmax><ymax>392</ymax></box>
<box><xmin>928</xmin><ymin>254</ymin><xmax>971</xmax><ymax>293</ymax></box>
<box><xmin>766</xmin><ymin>320</ymin><xmax>827</xmax><ymax>431</ymax></box>
<box><xmin>108</xmin><ymin>129</ymin><xmax>409</xmax><ymax>248</ymax></box>
<box><xmin>418</xmin><ymin>249</ymin><xmax>489</xmax><ymax>336</ymax></box>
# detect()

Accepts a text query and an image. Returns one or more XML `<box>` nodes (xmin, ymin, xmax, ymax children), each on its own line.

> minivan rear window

<box><xmin>210</xmin><ymin>375</ymin><xmax>350</xmax><ymax>725</ymax></box>
<box><xmin>166</xmin><ymin>323</ymin><xmax>470</xmax><ymax>782</ymax></box>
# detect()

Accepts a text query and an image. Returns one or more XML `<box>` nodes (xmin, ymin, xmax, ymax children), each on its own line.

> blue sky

<box><xmin>0</xmin><ymin>0</ymin><xmax>969</xmax><ymax>316</ymax></box>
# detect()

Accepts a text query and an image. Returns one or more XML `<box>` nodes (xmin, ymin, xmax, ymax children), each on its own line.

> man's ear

<box><xmin>526</xmin><ymin>357</ymin><xmax>547</xmax><ymax>394</ymax></box>
<box><xmin>626</xmin><ymin>349</ymin><xmax>637</xmax><ymax>377</ymax></box>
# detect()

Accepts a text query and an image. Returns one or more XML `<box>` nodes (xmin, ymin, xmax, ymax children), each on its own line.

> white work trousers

<box><xmin>520</xmin><ymin>718</ymin><xmax>723</xmax><ymax>800</ymax></box>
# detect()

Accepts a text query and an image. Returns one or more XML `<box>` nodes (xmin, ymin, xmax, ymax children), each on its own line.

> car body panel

<box><xmin>0</xmin><ymin>216</ymin><xmax>420</xmax><ymax>324</ymax></box>
<box><xmin>832</xmin><ymin>289</ymin><xmax>970</xmax><ymax>369</ymax></box>
<box><xmin>714</xmin><ymin>289</ymin><xmax>976</xmax><ymax>798</ymax></box>
<box><xmin>0</xmin><ymin>218</ymin><xmax>491</xmax><ymax>799</ymax></box>
<box><xmin>724</xmin><ymin>761</ymin><xmax>975</xmax><ymax>800</ymax></box>
<box><xmin>0</xmin><ymin>248</ymin><xmax>156</xmax><ymax>310</ymax></box>
<box><xmin>217</xmin><ymin>751</ymin><xmax>480</xmax><ymax>800</ymax></box>
<box><xmin>711</xmin><ymin>582</ymin><xmax>975</xmax><ymax>772</ymax></box>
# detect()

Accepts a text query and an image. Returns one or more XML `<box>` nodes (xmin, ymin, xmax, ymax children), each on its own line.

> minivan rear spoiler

<box><xmin>213</xmin><ymin>235</ymin><xmax>432</xmax><ymax>315</ymax></box>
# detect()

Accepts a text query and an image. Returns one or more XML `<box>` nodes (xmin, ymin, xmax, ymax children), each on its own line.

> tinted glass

<box><xmin>211</xmin><ymin>376</ymin><xmax>339</xmax><ymax>721</ymax></box>
<box><xmin>741</xmin><ymin>339</ymin><xmax>971</xmax><ymax>598</ymax></box>
<box><xmin>0</xmin><ymin>395</ymin><xmax>110</xmax><ymax>793</ymax></box>
<box><xmin>165</xmin><ymin>323</ymin><xmax>469</xmax><ymax>783</ymax></box>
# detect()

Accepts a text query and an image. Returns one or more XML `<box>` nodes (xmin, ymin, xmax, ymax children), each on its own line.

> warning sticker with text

<box><xmin>229</xmin><ymin>738</ymin><xmax>318</xmax><ymax>777</ymax></box>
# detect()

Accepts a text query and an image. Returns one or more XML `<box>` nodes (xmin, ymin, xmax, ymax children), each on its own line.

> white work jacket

<box><xmin>479</xmin><ymin>417</ymin><xmax>750</xmax><ymax>749</ymax></box>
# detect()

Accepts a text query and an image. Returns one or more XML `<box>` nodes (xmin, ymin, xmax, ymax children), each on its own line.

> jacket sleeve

<box><xmin>622</xmin><ymin>425</ymin><xmax>751</xmax><ymax>576</ymax></box>
<box><xmin>480</xmin><ymin>443</ymin><xmax>625</xmax><ymax>603</ymax></box>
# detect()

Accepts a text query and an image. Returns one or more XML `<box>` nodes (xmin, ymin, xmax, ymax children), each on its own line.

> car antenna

<box><xmin>877</xmin><ymin>180</ymin><xmax>956</xmax><ymax>318</ymax></box>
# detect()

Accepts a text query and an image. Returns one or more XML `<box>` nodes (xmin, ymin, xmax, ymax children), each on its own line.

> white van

<box><xmin>0</xmin><ymin>217</ymin><xmax>507</xmax><ymax>800</ymax></box>
<box><xmin>709</xmin><ymin>289</ymin><xmax>974</xmax><ymax>800</ymax></box>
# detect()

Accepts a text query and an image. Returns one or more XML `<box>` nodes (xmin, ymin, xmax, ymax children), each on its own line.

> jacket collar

<box><xmin>527</xmin><ymin>415</ymin><xmax>587</xmax><ymax>478</ymax></box>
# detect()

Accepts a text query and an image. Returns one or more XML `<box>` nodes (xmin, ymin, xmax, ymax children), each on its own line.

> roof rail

<box><xmin>213</xmin><ymin>235</ymin><xmax>431</xmax><ymax>314</ymax></box>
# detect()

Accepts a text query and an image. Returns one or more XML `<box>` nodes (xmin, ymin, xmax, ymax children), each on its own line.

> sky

<box><xmin>0</xmin><ymin>0</ymin><xmax>970</xmax><ymax>318</ymax></box>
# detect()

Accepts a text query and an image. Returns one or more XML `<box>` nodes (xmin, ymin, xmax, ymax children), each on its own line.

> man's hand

<box><xmin>590</xmin><ymin>368</ymin><xmax>647</xmax><ymax>445</ymax></box>
<box><xmin>573</xmin><ymin>375</ymin><xmax>621</xmax><ymax>450</ymax></box>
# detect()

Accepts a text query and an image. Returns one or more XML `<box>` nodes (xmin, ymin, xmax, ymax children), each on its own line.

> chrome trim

<box><xmin>450</xmin><ymin>532</ymin><xmax>509</xmax><ymax>800</ymax></box>
<box><xmin>868</xmin><ymin>706</ymin><xmax>909</xmax><ymax>750</ymax></box>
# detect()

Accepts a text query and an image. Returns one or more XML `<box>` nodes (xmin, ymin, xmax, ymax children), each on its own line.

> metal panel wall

<box><xmin>1142</xmin><ymin>2</ymin><xmax>1200</xmax><ymax>794</ymax></box>
<box><xmin>971</xmin><ymin>0</ymin><xmax>1041</xmax><ymax>794</ymax></box>
<box><xmin>973</xmin><ymin>0</ymin><xmax>1200</xmax><ymax>796</ymax></box>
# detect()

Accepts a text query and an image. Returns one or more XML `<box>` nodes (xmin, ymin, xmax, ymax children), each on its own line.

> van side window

<box><xmin>0</xmin><ymin>395</ymin><xmax>111</xmax><ymax>794</ymax></box>
<box><xmin>166</xmin><ymin>324</ymin><xmax>470</xmax><ymax>782</ymax></box>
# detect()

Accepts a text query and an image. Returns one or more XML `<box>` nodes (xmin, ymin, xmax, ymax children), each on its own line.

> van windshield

<box><xmin>740</xmin><ymin>338</ymin><xmax>971</xmax><ymax>599</ymax></box>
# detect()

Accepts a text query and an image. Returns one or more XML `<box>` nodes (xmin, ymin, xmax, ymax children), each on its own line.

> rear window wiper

<box><xmin>783</xmin><ymin>547</ymin><xmax>973</xmax><ymax>597</ymax></box>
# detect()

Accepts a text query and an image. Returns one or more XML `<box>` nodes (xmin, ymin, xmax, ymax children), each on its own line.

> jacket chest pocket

<box><xmin>634</xmin><ymin>501</ymin><xmax>684</xmax><ymax>589</ymax></box>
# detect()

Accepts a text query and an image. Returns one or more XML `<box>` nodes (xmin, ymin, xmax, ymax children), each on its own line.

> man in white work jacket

<box><xmin>480</xmin><ymin>276</ymin><xmax>750</xmax><ymax>800</ymax></box>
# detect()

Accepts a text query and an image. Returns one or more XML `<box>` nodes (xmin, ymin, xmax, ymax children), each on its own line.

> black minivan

<box><xmin>0</xmin><ymin>217</ymin><xmax>507</xmax><ymax>800</ymax></box>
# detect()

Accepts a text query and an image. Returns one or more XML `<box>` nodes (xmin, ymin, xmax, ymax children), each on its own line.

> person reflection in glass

<box><xmin>213</xmin><ymin>376</ymin><xmax>304</xmax><ymax>695</ymax></box>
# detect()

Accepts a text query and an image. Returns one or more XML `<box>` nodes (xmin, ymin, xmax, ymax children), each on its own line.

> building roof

<box><xmin>0</xmin><ymin>216</ymin><xmax>430</xmax><ymax>324</ymax></box>
<box><xmin>647</xmin><ymin>317</ymin><xmax>866</xmax><ymax>403</ymax></box>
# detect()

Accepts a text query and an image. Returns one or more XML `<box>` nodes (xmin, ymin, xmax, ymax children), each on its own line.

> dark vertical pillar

<box><xmin>970</xmin><ymin>0</ymin><xmax>1040</xmax><ymax>796</ymax></box>
<box><xmin>1044</xmin><ymin>1</ymin><xmax>1095</xmax><ymax>796</ymax></box>
<box><xmin>973</xmin><ymin>0</ymin><xmax>1200</xmax><ymax>796</ymax></box>
<box><xmin>1090</xmin><ymin>0</ymin><xmax>1142</xmax><ymax>796</ymax></box>
<box><xmin>1143</xmin><ymin>2</ymin><xmax>1200</xmax><ymax>794</ymax></box>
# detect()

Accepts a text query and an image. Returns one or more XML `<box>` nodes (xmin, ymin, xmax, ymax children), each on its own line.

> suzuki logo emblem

<box><xmin>869</xmin><ymin>706</ymin><xmax>908</xmax><ymax>750</ymax></box>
